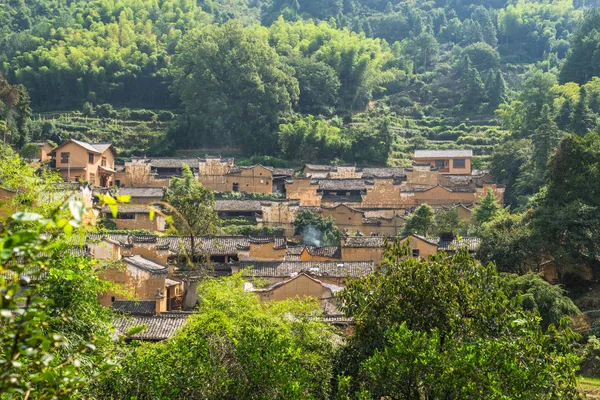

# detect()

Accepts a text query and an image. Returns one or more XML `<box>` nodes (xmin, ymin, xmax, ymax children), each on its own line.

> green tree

<box><xmin>336</xmin><ymin>242</ymin><xmax>581</xmax><ymax>399</ymax></box>
<box><xmin>289</xmin><ymin>57</ymin><xmax>340</xmax><ymax>116</ymax></box>
<box><xmin>505</xmin><ymin>273</ymin><xmax>579</xmax><ymax>330</ymax></box>
<box><xmin>97</xmin><ymin>273</ymin><xmax>337</xmax><ymax>399</ymax></box>
<box><xmin>172</xmin><ymin>21</ymin><xmax>299</xmax><ymax>154</ymax></box>
<box><xmin>292</xmin><ymin>210</ymin><xmax>341</xmax><ymax>246</ymax></box>
<box><xmin>162</xmin><ymin>164</ymin><xmax>220</xmax><ymax>238</ymax></box>
<box><xmin>433</xmin><ymin>208</ymin><xmax>465</xmax><ymax>236</ymax></box>
<box><xmin>460</xmin><ymin>56</ymin><xmax>486</xmax><ymax>112</ymax></box>
<box><xmin>472</xmin><ymin>190</ymin><xmax>502</xmax><ymax>225</ymax></box>
<box><xmin>532</xmin><ymin>133</ymin><xmax>600</xmax><ymax>277</ymax></box>
<box><xmin>401</xmin><ymin>204</ymin><xmax>435</xmax><ymax>236</ymax></box>
<box><xmin>560</xmin><ymin>8</ymin><xmax>600</xmax><ymax>84</ymax></box>
<box><xmin>570</xmin><ymin>86</ymin><xmax>597</xmax><ymax>135</ymax></box>
<box><xmin>557</xmin><ymin>97</ymin><xmax>574</xmax><ymax>131</ymax></box>
<box><xmin>487</xmin><ymin>69</ymin><xmax>508</xmax><ymax>108</ymax></box>
<box><xmin>533</xmin><ymin>104</ymin><xmax>560</xmax><ymax>181</ymax></box>
<box><xmin>477</xmin><ymin>213</ymin><xmax>541</xmax><ymax>274</ymax></box>
<box><xmin>406</xmin><ymin>31</ymin><xmax>439</xmax><ymax>72</ymax></box>
<box><xmin>462</xmin><ymin>42</ymin><xmax>500</xmax><ymax>71</ymax></box>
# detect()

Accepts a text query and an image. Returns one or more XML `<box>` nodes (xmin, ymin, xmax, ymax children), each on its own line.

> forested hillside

<box><xmin>2</xmin><ymin>0</ymin><xmax>600</xmax><ymax>201</ymax></box>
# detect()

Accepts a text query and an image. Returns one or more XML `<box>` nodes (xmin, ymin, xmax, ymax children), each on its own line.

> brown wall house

<box><xmin>101</xmin><ymin>206</ymin><xmax>166</xmax><ymax>231</ymax></box>
<box><xmin>254</xmin><ymin>273</ymin><xmax>342</xmax><ymax>315</ymax></box>
<box><xmin>98</xmin><ymin>255</ymin><xmax>183</xmax><ymax>312</ymax></box>
<box><xmin>52</xmin><ymin>139</ymin><xmax>116</xmax><ymax>187</ymax></box>
<box><xmin>342</xmin><ymin>234</ymin><xmax>439</xmax><ymax>263</ymax></box>
<box><xmin>116</xmin><ymin>187</ymin><xmax>164</xmax><ymax>205</ymax></box>
<box><xmin>285</xmin><ymin>179</ymin><xmax>321</xmax><ymax>207</ymax></box>
<box><xmin>413</xmin><ymin>149</ymin><xmax>473</xmax><ymax>175</ymax></box>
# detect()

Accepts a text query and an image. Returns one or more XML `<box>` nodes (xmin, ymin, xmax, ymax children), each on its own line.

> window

<box><xmin>116</xmin><ymin>213</ymin><xmax>135</xmax><ymax>220</ymax></box>
<box><xmin>61</xmin><ymin>152</ymin><xmax>70</xmax><ymax>163</ymax></box>
<box><xmin>453</xmin><ymin>158</ymin><xmax>466</xmax><ymax>168</ymax></box>
<box><xmin>89</xmin><ymin>173</ymin><xmax>95</xmax><ymax>184</ymax></box>
<box><xmin>266</xmin><ymin>181</ymin><xmax>269</xmax><ymax>185</ymax></box>
<box><xmin>232</xmin><ymin>183</ymin><xmax>239</xmax><ymax>192</ymax></box>
<box><xmin>260</xmin><ymin>179</ymin><xmax>264</xmax><ymax>184</ymax></box>
<box><xmin>412</xmin><ymin>249</ymin><xmax>420</xmax><ymax>257</ymax></box>
<box><xmin>435</xmin><ymin>160</ymin><xmax>445</xmax><ymax>169</ymax></box>
<box><xmin>88</xmin><ymin>153</ymin><xmax>94</xmax><ymax>164</ymax></box>
<box><xmin>101</xmin><ymin>157</ymin><xmax>107</xmax><ymax>167</ymax></box>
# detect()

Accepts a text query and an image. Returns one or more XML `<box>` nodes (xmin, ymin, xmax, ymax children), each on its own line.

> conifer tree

<box><xmin>460</xmin><ymin>56</ymin><xmax>486</xmax><ymax>112</ymax></box>
<box><xmin>533</xmin><ymin>104</ymin><xmax>559</xmax><ymax>180</ymax></box>
<box><xmin>570</xmin><ymin>86</ymin><xmax>597</xmax><ymax>135</ymax></box>
<box><xmin>487</xmin><ymin>69</ymin><xmax>507</xmax><ymax>108</ymax></box>
<box><xmin>557</xmin><ymin>97</ymin><xmax>574</xmax><ymax>131</ymax></box>
<box><xmin>473</xmin><ymin>190</ymin><xmax>502</xmax><ymax>225</ymax></box>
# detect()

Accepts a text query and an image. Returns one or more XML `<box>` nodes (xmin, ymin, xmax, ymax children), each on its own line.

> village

<box><xmin>3</xmin><ymin>139</ymin><xmax>510</xmax><ymax>341</ymax></box>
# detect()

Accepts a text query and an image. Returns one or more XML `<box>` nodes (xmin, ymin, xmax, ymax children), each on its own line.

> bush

<box><xmin>158</xmin><ymin>110</ymin><xmax>175</xmax><ymax>122</ymax></box>
<box><xmin>129</xmin><ymin>109</ymin><xmax>156</xmax><ymax>121</ymax></box>
<box><xmin>95</xmin><ymin>103</ymin><xmax>118</xmax><ymax>119</ymax></box>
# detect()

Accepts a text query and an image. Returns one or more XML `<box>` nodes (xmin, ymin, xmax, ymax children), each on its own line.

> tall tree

<box><xmin>460</xmin><ymin>56</ymin><xmax>486</xmax><ymax>112</ymax></box>
<box><xmin>172</xmin><ymin>21</ymin><xmax>299</xmax><ymax>154</ymax></box>
<box><xmin>162</xmin><ymin>164</ymin><xmax>220</xmax><ymax>238</ymax></box>
<box><xmin>532</xmin><ymin>104</ymin><xmax>560</xmax><ymax>181</ymax></box>
<box><xmin>560</xmin><ymin>8</ymin><xmax>600</xmax><ymax>84</ymax></box>
<box><xmin>292</xmin><ymin>209</ymin><xmax>341</xmax><ymax>246</ymax></box>
<box><xmin>557</xmin><ymin>97</ymin><xmax>574</xmax><ymax>131</ymax></box>
<box><xmin>570</xmin><ymin>86</ymin><xmax>597</xmax><ymax>135</ymax></box>
<box><xmin>336</xmin><ymin>243</ymin><xmax>581</xmax><ymax>399</ymax></box>
<box><xmin>401</xmin><ymin>204</ymin><xmax>435</xmax><ymax>236</ymax></box>
<box><xmin>487</xmin><ymin>69</ymin><xmax>508</xmax><ymax>108</ymax></box>
<box><xmin>473</xmin><ymin>190</ymin><xmax>502</xmax><ymax>225</ymax></box>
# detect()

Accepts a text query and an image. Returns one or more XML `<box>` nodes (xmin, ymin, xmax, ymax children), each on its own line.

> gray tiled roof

<box><xmin>240</xmin><ymin>261</ymin><xmax>374</xmax><ymax>278</ymax></box>
<box><xmin>344</xmin><ymin>236</ymin><xmax>388</xmax><ymax>248</ymax></box>
<box><xmin>304</xmin><ymin>164</ymin><xmax>334</xmax><ymax>171</ymax></box>
<box><xmin>361</xmin><ymin>167</ymin><xmax>407</xmax><ymax>178</ymax></box>
<box><xmin>414</xmin><ymin>149</ymin><xmax>473</xmax><ymax>158</ymax></box>
<box><xmin>435</xmin><ymin>237</ymin><xmax>481</xmax><ymax>252</ymax></box>
<box><xmin>112</xmin><ymin>300</ymin><xmax>156</xmax><ymax>316</ymax></box>
<box><xmin>92</xmin><ymin>143</ymin><xmax>113</xmax><ymax>153</ymax></box>
<box><xmin>318</xmin><ymin>179</ymin><xmax>366</xmax><ymax>191</ymax></box>
<box><xmin>100</xmin><ymin>205</ymin><xmax>151</xmax><ymax>214</ymax></box>
<box><xmin>272</xmin><ymin>168</ymin><xmax>296</xmax><ymax>176</ymax></box>
<box><xmin>117</xmin><ymin>187</ymin><xmax>164</xmax><ymax>199</ymax></box>
<box><xmin>122</xmin><ymin>255</ymin><xmax>168</xmax><ymax>273</ymax></box>
<box><xmin>305</xmin><ymin>246</ymin><xmax>342</xmax><ymax>259</ymax></box>
<box><xmin>113</xmin><ymin>315</ymin><xmax>188</xmax><ymax>341</ymax></box>
<box><xmin>132</xmin><ymin>158</ymin><xmax>199</xmax><ymax>169</ymax></box>
<box><xmin>214</xmin><ymin>199</ymin><xmax>262</xmax><ymax>212</ymax></box>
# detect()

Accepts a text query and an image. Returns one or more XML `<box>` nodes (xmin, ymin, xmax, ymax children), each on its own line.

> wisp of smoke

<box><xmin>302</xmin><ymin>225</ymin><xmax>322</xmax><ymax>246</ymax></box>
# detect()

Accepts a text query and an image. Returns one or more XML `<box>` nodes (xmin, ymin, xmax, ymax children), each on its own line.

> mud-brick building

<box><xmin>115</xmin><ymin>187</ymin><xmax>164</xmax><ymax>205</ymax></box>
<box><xmin>413</xmin><ymin>149</ymin><xmax>473</xmax><ymax>174</ymax></box>
<box><xmin>197</xmin><ymin>157</ymin><xmax>294</xmax><ymax>194</ymax></box>
<box><xmin>98</xmin><ymin>255</ymin><xmax>183</xmax><ymax>312</ymax></box>
<box><xmin>252</xmin><ymin>273</ymin><xmax>343</xmax><ymax>316</ymax></box>
<box><xmin>214</xmin><ymin>199</ymin><xmax>263</xmax><ymax>221</ymax></box>
<box><xmin>238</xmin><ymin>260</ymin><xmax>375</xmax><ymax>286</ymax></box>
<box><xmin>100</xmin><ymin>205</ymin><xmax>166</xmax><ymax>231</ymax></box>
<box><xmin>321</xmin><ymin>204</ymin><xmax>405</xmax><ymax>237</ymax></box>
<box><xmin>115</xmin><ymin>158</ymin><xmax>199</xmax><ymax>188</ymax></box>
<box><xmin>50</xmin><ymin>139</ymin><xmax>116</xmax><ymax>187</ymax></box>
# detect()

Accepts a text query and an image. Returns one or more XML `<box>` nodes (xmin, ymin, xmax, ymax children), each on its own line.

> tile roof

<box><xmin>272</xmin><ymin>168</ymin><xmax>296</xmax><ymax>176</ymax></box>
<box><xmin>132</xmin><ymin>158</ymin><xmax>199</xmax><ymax>169</ymax></box>
<box><xmin>304</xmin><ymin>246</ymin><xmax>342</xmax><ymax>259</ymax></box>
<box><xmin>214</xmin><ymin>199</ymin><xmax>262</xmax><ymax>212</ymax></box>
<box><xmin>435</xmin><ymin>237</ymin><xmax>481</xmax><ymax>252</ymax></box>
<box><xmin>240</xmin><ymin>260</ymin><xmax>374</xmax><ymax>278</ymax></box>
<box><xmin>122</xmin><ymin>255</ymin><xmax>168</xmax><ymax>273</ymax></box>
<box><xmin>112</xmin><ymin>315</ymin><xmax>188</xmax><ymax>341</ymax></box>
<box><xmin>92</xmin><ymin>143</ymin><xmax>113</xmax><ymax>153</ymax></box>
<box><xmin>117</xmin><ymin>187</ymin><xmax>164</xmax><ymax>199</ymax></box>
<box><xmin>70</xmin><ymin>139</ymin><xmax>102</xmax><ymax>153</ymax></box>
<box><xmin>255</xmin><ymin>273</ymin><xmax>344</xmax><ymax>294</ymax></box>
<box><xmin>248</xmin><ymin>236</ymin><xmax>287</xmax><ymax>249</ymax></box>
<box><xmin>318</xmin><ymin>179</ymin><xmax>366</xmax><ymax>191</ymax></box>
<box><xmin>304</xmin><ymin>164</ymin><xmax>334</xmax><ymax>171</ymax></box>
<box><xmin>414</xmin><ymin>149</ymin><xmax>473</xmax><ymax>158</ymax></box>
<box><xmin>111</xmin><ymin>300</ymin><xmax>156</xmax><ymax>316</ymax></box>
<box><xmin>361</xmin><ymin>167</ymin><xmax>407</xmax><ymax>178</ymax></box>
<box><xmin>344</xmin><ymin>236</ymin><xmax>388</xmax><ymax>248</ymax></box>
<box><xmin>100</xmin><ymin>205</ymin><xmax>150</xmax><ymax>214</ymax></box>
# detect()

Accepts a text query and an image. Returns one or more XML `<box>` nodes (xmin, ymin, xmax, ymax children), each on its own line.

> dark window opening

<box><xmin>435</xmin><ymin>160</ymin><xmax>445</xmax><ymax>169</ymax></box>
<box><xmin>61</xmin><ymin>152</ymin><xmax>70</xmax><ymax>163</ymax></box>
<box><xmin>232</xmin><ymin>183</ymin><xmax>239</xmax><ymax>192</ymax></box>
<box><xmin>88</xmin><ymin>153</ymin><xmax>94</xmax><ymax>164</ymax></box>
<box><xmin>412</xmin><ymin>249</ymin><xmax>420</xmax><ymax>257</ymax></box>
<box><xmin>113</xmin><ymin>213</ymin><xmax>135</xmax><ymax>220</ymax></box>
<box><xmin>453</xmin><ymin>159</ymin><xmax>466</xmax><ymax>168</ymax></box>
